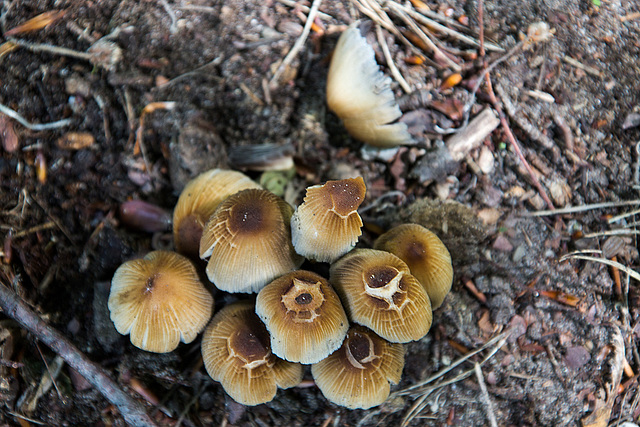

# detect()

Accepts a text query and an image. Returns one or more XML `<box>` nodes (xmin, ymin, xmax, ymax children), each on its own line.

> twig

<box><xmin>559</xmin><ymin>253</ymin><xmax>640</xmax><ymax>283</ymax></box>
<box><xmin>0</xmin><ymin>282</ymin><xmax>158</xmax><ymax>427</ymax></box>
<box><xmin>159</xmin><ymin>0</ymin><xmax>178</xmax><ymax>34</ymax></box>
<box><xmin>474</xmin><ymin>363</ymin><xmax>498</xmax><ymax>427</ymax></box>
<box><xmin>275</xmin><ymin>0</ymin><xmax>333</xmax><ymax>20</ymax></box>
<box><xmin>0</xmin><ymin>102</ymin><xmax>71</xmax><ymax>131</ymax></box>
<box><xmin>530</xmin><ymin>200</ymin><xmax>640</xmax><ymax>217</ymax></box>
<box><xmin>608</xmin><ymin>208</ymin><xmax>640</xmax><ymax>224</ymax></box>
<box><xmin>562</xmin><ymin>55</ymin><xmax>603</xmax><ymax>78</ymax></box>
<box><xmin>375</xmin><ymin>25</ymin><xmax>411</xmax><ymax>93</ymax></box>
<box><xmin>269</xmin><ymin>0</ymin><xmax>323</xmax><ymax>86</ymax></box>
<box><xmin>8</xmin><ymin>38</ymin><xmax>92</xmax><ymax>61</ymax></box>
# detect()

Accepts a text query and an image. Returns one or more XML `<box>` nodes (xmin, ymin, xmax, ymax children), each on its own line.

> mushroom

<box><xmin>255</xmin><ymin>270</ymin><xmax>349</xmax><ymax>364</ymax></box>
<box><xmin>326</xmin><ymin>23</ymin><xmax>414</xmax><ymax>147</ymax></box>
<box><xmin>173</xmin><ymin>169</ymin><xmax>261</xmax><ymax>259</ymax></box>
<box><xmin>291</xmin><ymin>177</ymin><xmax>366</xmax><ymax>263</ymax></box>
<box><xmin>199</xmin><ymin>188</ymin><xmax>303</xmax><ymax>293</ymax></box>
<box><xmin>311</xmin><ymin>325</ymin><xmax>404</xmax><ymax>409</ymax></box>
<box><xmin>329</xmin><ymin>249</ymin><xmax>432</xmax><ymax>343</ymax></box>
<box><xmin>108</xmin><ymin>251</ymin><xmax>213</xmax><ymax>353</ymax></box>
<box><xmin>374</xmin><ymin>224</ymin><xmax>453</xmax><ymax>309</ymax></box>
<box><xmin>201</xmin><ymin>301</ymin><xmax>303</xmax><ymax>406</ymax></box>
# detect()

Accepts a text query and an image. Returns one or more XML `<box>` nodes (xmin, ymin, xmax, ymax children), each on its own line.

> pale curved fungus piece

<box><xmin>108</xmin><ymin>251</ymin><xmax>213</xmax><ymax>353</ymax></box>
<box><xmin>329</xmin><ymin>249</ymin><xmax>432</xmax><ymax>343</ymax></box>
<box><xmin>327</xmin><ymin>23</ymin><xmax>415</xmax><ymax>147</ymax></box>
<box><xmin>201</xmin><ymin>301</ymin><xmax>303</xmax><ymax>405</ymax></box>
<box><xmin>291</xmin><ymin>177</ymin><xmax>366</xmax><ymax>263</ymax></box>
<box><xmin>173</xmin><ymin>169</ymin><xmax>261</xmax><ymax>259</ymax></box>
<box><xmin>199</xmin><ymin>188</ymin><xmax>304</xmax><ymax>293</ymax></box>
<box><xmin>374</xmin><ymin>224</ymin><xmax>453</xmax><ymax>309</ymax></box>
<box><xmin>311</xmin><ymin>325</ymin><xmax>404</xmax><ymax>409</ymax></box>
<box><xmin>256</xmin><ymin>270</ymin><xmax>349</xmax><ymax>364</ymax></box>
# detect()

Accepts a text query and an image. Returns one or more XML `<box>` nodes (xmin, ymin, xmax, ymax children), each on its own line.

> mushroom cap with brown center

<box><xmin>108</xmin><ymin>251</ymin><xmax>213</xmax><ymax>353</ymax></box>
<box><xmin>199</xmin><ymin>189</ymin><xmax>304</xmax><ymax>293</ymax></box>
<box><xmin>374</xmin><ymin>224</ymin><xmax>453</xmax><ymax>309</ymax></box>
<box><xmin>311</xmin><ymin>325</ymin><xmax>404</xmax><ymax>409</ymax></box>
<box><xmin>256</xmin><ymin>270</ymin><xmax>349</xmax><ymax>364</ymax></box>
<box><xmin>201</xmin><ymin>301</ymin><xmax>303</xmax><ymax>405</ymax></box>
<box><xmin>291</xmin><ymin>177</ymin><xmax>366</xmax><ymax>263</ymax></box>
<box><xmin>172</xmin><ymin>169</ymin><xmax>261</xmax><ymax>259</ymax></box>
<box><xmin>329</xmin><ymin>249</ymin><xmax>432</xmax><ymax>343</ymax></box>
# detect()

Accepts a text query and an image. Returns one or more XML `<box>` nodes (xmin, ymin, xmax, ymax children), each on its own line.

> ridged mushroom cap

<box><xmin>201</xmin><ymin>301</ymin><xmax>303</xmax><ymax>405</ymax></box>
<box><xmin>256</xmin><ymin>270</ymin><xmax>349</xmax><ymax>364</ymax></box>
<box><xmin>199</xmin><ymin>189</ymin><xmax>304</xmax><ymax>293</ymax></box>
<box><xmin>291</xmin><ymin>177</ymin><xmax>366</xmax><ymax>263</ymax></box>
<box><xmin>326</xmin><ymin>23</ymin><xmax>414</xmax><ymax>147</ymax></box>
<box><xmin>329</xmin><ymin>249</ymin><xmax>432</xmax><ymax>343</ymax></box>
<box><xmin>108</xmin><ymin>251</ymin><xmax>213</xmax><ymax>353</ymax></box>
<box><xmin>173</xmin><ymin>169</ymin><xmax>261</xmax><ymax>259</ymax></box>
<box><xmin>311</xmin><ymin>325</ymin><xmax>404</xmax><ymax>409</ymax></box>
<box><xmin>374</xmin><ymin>224</ymin><xmax>453</xmax><ymax>309</ymax></box>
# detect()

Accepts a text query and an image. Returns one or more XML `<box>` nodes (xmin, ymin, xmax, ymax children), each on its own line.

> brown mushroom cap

<box><xmin>374</xmin><ymin>224</ymin><xmax>453</xmax><ymax>309</ymax></box>
<box><xmin>108</xmin><ymin>251</ymin><xmax>213</xmax><ymax>353</ymax></box>
<box><xmin>199</xmin><ymin>189</ymin><xmax>304</xmax><ymax>293</ymax></box>
<box><xmin>201</xmin><ymin>301</ymin><xmax>303</xmax><ymax>406</ymax></box>
<box><xmin>329</xmin><ymin>249</ymin><xmax>432</xmax><ymax>343</ymax></box>
<box><xmin>172</xmin><ymin>169</ymin><xmax>261</xmax><ymax>259</ymax></box>
<box><xmin>256</xmin><ymin>270</ymin><xmax>349</xmax><ymax>364</ymax></box>
<box><xmin>291</xmin><ymin>177</ymin><xmax>366</xmax><ymax>263</ymax></box>
<box><xmin>311</xmin><ymin>325</ymin><xmax>404</xmax><ymax>409</ymax></box>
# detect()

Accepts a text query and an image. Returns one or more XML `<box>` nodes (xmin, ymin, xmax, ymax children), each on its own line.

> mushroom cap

<box><xmin>201</xmin><ymin>301</ymin><xmax>303</xmax><ymax>406</ymax></box>
<box><xmin>374</xmin><ymin>224</ymin><xmax>453</xmax><ymax>309</ymax></box>
<box><xmin>256</xmin><ymin>270</ymin><xmax>349</xmax><ymax>364</ymax></box>
<box><xmin>291</xmin><ymin>177</ymin><xmax>366</xmax><ymax>263</ymax></box>
<box><xmin>173</xmin><ymin>169</ymin><xmax>261</xmax><ymax>259</ymax></box>
<box><xmin>329</xmin><ymin>249</ymin><xmax>432</xmax><ymax>343</ymax></box>
<box><xmin>326</xmin><ymin>24</ymin><xmax>414</xmax><ymax>147</ymax></box>
<box><xmin>199</xmin><ymin>188</ymin><xmax>304</xmax><ymax>293</ymax></box>
<box><xmin>108</xmin><ymin>251</ymin><xmax>213</xmax><ymax>353</ymax></box>
<box><xmin>311</xmin><ymin>325</ymin><xmax>404</xmax><ymax>409</ymax></box>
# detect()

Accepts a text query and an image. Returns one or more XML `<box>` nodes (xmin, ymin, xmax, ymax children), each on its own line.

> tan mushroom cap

<box><xmin>173</xmin><ymin>169</ymin><xmax>261</xmax><ymax>259</ymax></box>
<box><xmin>256</xmin><ymin>270</ymin><xmax>349</xmax><ymax>364</ymax></box>
<box><xmin>374</xmin><ymin>224</ymin><xmax>453</xmax><ymax>309</ymax></box>
<box><xmin>201</xmin><ymin>301</ymin><xmax>303</xmax><ymax>406</ymax></box>
<box><xmin>291</xmin><ymin>177</ymin><xmax>366</xmax><ymax>263</ymax></box>
<box><xmin>330</xmin><ymin>249</ymin><xmax>432</xmax><ymax>343</ymax></box>
<box><xmin>199</xmin><ymin>189</ymin><xmax>304</xmax><ymax>293</ymax></box>
<box><xmin>311</xmin><ymin>325</ymin><xmax>404</xmax><ymax>409</ymax></box>
<box><xmin>108</xmin><ymin>251</ymin><xmax>213</xmax><ymax>353</ymax></box>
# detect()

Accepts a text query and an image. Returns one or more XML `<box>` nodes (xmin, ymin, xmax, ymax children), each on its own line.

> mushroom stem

<box><xmin>0</xmin><ymin>281</ymin><xmax>158</xmax><ymax>427</ymax></box>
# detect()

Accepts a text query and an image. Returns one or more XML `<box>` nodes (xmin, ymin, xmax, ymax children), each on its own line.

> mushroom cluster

<box><xmin>108</xmin><ymin>168</ymin><xmax>453</xmax><ymax>410</ymax></box>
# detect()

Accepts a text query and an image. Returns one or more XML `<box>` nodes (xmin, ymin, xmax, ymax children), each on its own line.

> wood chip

<box><xmin>56</xmin><ymin>132</ymin><xmax>95</xmax><ymax>150</ymax></box>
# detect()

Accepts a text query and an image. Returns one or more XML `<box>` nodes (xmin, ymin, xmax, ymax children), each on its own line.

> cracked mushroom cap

<box><xmin>374</xmin><ymin>224</ymin><xmax>453</xmax><ymax>309</ymax></box>
<box><xmin>329</xmin><ymin>249</ymin><xmax>432</xmax><ymax>343</ymax></box>
<box><xmin>173</xmin><ymin>169</ymin><xmax>261</xmax><ymax>259</ymax></box>
<box><xmin>311</xmin><ymin>325</ymin><xmax>404</xmax><ymax>409</ymax></box>
<box><xmin>199</xmin><ymin>188</ymin><xmax>304</xmax><ymax>293</ymax></box>
<box><xmin>256</xmin><ymin>270</ymin><xmax>349</xmax><ymax>364</ymax></box>
<box><xmin>201</xmin><ymin>301</ymin><xmax>303</xmax><ymax>406</ymax></box>
<box><xmin>326</xmin><ymin>23</ymin><xmax>414</xmax><ymax>147</ymax></box>
<box><xmin>108</xmin><ymin>251</ymin><xmax>213</xmax><ymax>353</ymax></box>
<box><xmin>291</xmin><ymin>177</ymin><xmax>366</xmax><ymax>263</ymax></box>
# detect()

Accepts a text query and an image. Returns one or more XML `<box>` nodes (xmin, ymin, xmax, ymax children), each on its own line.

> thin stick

<box><xmin>559</xmin><ymin>254</ymin><xmax>640</xmax><ymax>283</ymax></box>
<box><xmin>562</xmin><ymin>55</ymin><xmax>602</xmax><ymax>78</ymax></box>
<box><xmin>475</xmin><ymin>363</ymin><xmax>498</xmax><ymax>427</ymax></box>
<box><xmin>582</xmin><ymin>229</ymin><xmax>640</xmax><ymax>239</ymax></box>
<box><xmin>0</xmin><ymin>102</ymin><xmax>71</xmax><ymax>131</ymax></box>
<box><xmin>375</xmin><ymin>25</ymin><xmax>411</xmax><ymax>93</ymax></box>
<box><xmin>159</xmin><ymin>0</ymin><xmax>178</xmax><ymax>33</ymax></box>
<box><xmin>0</xmin><ymin>282</ymin><xmax>158</xmax><ymax>427</ymax></box>
<box><xmin>8</xmin><ymin>38</ymin><xmax>92</xmax><ymax>61</ymax></box>
<box><xmin>529</xmin><ymin>200</ymin><xmax>640</xmax><ymax>217</ymax></box>
<box><xmin>608</xmin><ymin>208</ymin><xmax>640</xmax><ymax>224</ymax></box>
<box><xmin>275</xmin><ymin>0</ymin><xmax>333</xmax><ymax>20</ymax></box>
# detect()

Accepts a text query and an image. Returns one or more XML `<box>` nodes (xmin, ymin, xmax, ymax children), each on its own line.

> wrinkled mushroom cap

<box><xmin>374</xmin><ymin>224</ymin><xmax>453</xmax><ymax>309</ymax></box>
<box><xmin>311</xmin><ymin>325</ymin><xmax>404</xmax><ymax>409</ymax></box>
<box><xmin>256</xmin><ymin>270</ymin><xmax>349</xmax><ymax>364</ymax></box>
<box><xmin>330</xmin><ymin>249</ymin><xmax>432</xmax><ymax>343</ymax></box>
<box><xmin>173</xmin><ymin>169</ymin><xmax>261</xmax><ymax>259</ymax></box>
<box><xmin>291</xmin><ymin>177</ymin><xmax>366</xmax><ymax>263</ymax></box>
<box><xmin>108</xmin><ymin>251</ymin><xmax>213</xmax><ymax>353</ymax></box>
<box><xmin>200</xmin><ymin>189</ymin><xmax>304</xmax><ymax>293</ymax></box>
<box><xmin>201</xmin><ymin>301</ymin><xmax>303</xmax><ymax>405</ymax></box>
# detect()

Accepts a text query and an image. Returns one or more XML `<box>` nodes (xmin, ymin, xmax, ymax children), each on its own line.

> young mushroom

<box><xmin>255</xmin><ymin>270</ymin><xmax>349</xmax><ymax>364</ymax></box>
<box><xmin>201</xmin><ymin>301</ymin><xmax>303</xmax><ymax>406</ymax></box>
<box><xmin>330</xmin><ymin>249</ymin><xmax>432</xmax><ymax>343</ymax></box>
<box><xmin>311</xmin><ymin>325</ymin><xmax>404</xmax><ymax>409</ymax></box>
<box><xmin>291</xmin><ymin>177</ymin><xmax>366</xmax><ymax>263</ymax></box>
<box><xmin>374</xmin><ymin>224</ymin><xmax>453</xmax><ymax>309</ymax></box>
<box><xmin>108</xmin><ymin>251</ymin><xmax>213</xmax><ymax>353</ymax></box>
<box><xmin>199</xmin><ymin>188</ymin><xmax>304</xmax><ymax>293</ymax></box>
<box><xmin>327</xmin><ymin>23</ymin><xmax>415</xmax><ymax>147</ymax></box>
